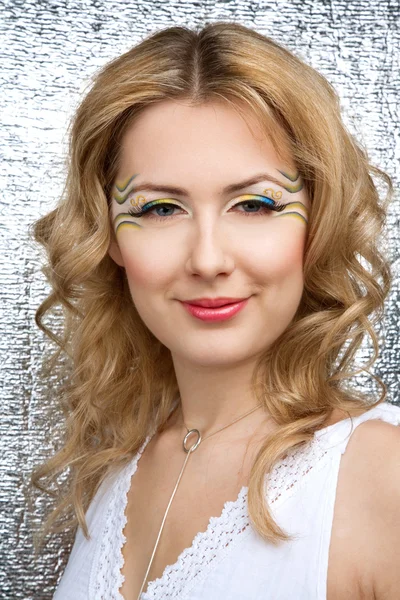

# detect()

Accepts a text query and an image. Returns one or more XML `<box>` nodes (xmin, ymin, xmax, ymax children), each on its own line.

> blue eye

<box><xmin>234</xmin><ymin>194</ymin><xmax>286</xmax><ymax>214</ymax></box>
<box><xmin>127</xmin><ymin>199</ymin><xmax>180</xmax><ymax>220</ymax></box>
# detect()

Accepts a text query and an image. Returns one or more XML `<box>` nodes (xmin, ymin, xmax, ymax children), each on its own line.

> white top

<box><xmin>53</xmin><ymin>400</ymin><xmax>400</xmax><ymax>600</ymax></box>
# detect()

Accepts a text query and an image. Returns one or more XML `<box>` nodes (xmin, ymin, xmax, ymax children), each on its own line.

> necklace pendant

<box><xmin>183</xmin><ymin>429</ymin><xmax>202</xmax><ymax>453</ymax></box>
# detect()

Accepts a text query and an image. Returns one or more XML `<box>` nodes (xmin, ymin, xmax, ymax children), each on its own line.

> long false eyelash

<box><xmin>236</xmin><ymin>194</ymin><xmax>286</xmax><ymax>212</ymax></box>
<box><xmin>126</xmin><ymin>194</ymin><xmax>287</xmax><ymax>218</ymax></box>
<box><xmin>127</xmin><ymin>202</ymin><xmax>177</xmax><ymax>218</ymax></box>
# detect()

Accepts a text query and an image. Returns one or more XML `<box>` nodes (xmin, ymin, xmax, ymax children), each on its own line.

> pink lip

<box><xmin>182</xmin><ymin>297</ymin><xmax>248</xmax><ymax>308</ymax></box>
<box><xmin>180</xmin><ymin>298</ymin><xmax>250</xmax><ymax>322</ymax></box>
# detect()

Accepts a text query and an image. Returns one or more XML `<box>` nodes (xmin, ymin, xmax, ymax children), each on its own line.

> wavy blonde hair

<box><xmin>31</xmin><ymin>22</ymin><xmax>393</xmax><ymax>547</ymax></box>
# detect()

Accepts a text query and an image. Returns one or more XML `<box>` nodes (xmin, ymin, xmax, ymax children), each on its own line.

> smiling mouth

<box><xmin>179</xmin><ymin>297</ymin><xmax>250</xmax><ymax>322</ymax></box>
<box><xmin>181</xmin><ymin>297</ymin><xmax>250</xmax><ymax>308</ymax></box>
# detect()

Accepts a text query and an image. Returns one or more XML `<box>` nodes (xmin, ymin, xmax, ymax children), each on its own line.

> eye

<box><xmin>127</xmin><ymin>199</ymin><xmax>185</xmax><ymax>221</ymax></box>
<box><xmin>231</xmin><ymin>194</ymin><xmax>286</xmax><ymax>216</ymax></box>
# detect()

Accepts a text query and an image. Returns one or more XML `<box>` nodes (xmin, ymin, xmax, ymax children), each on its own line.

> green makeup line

<box><xmin>277</xmin><ymin>170</ymin><xmax>304</xmax><ymax>194</ymax></box>
<box><xmin>113</xmin><ymin>174</ymin><xmax>141</xmax><ymax>204</ymax></box>
<box><xmin>274</xmin><ymin>210</ymin><xmax>308</xmax><ymax>224</ymax></box>
<box><xmin>114</xmin><ymin>215</ymin><xmax>143</xmax><ymax>234</ymax></box>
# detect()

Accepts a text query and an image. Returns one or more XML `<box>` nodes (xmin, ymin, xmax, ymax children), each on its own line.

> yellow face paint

<box><xmin>112</xmin><ymin>174</ymin><xmax>140</xmax><ymax>204</ymax></box>
<box><xmin>270</xmin><ymin>198</ymin><xmax>309</xmax><ymax>224</ymax></box>
<box><xmin>278</xmin><ymin>170</ymin><xmax>304</xmax><ymax>193</ymax></box>
<box><xmin>113</xmin><ymin>213</ymin><xmax>143</xmax><ymax>235</ymax></box>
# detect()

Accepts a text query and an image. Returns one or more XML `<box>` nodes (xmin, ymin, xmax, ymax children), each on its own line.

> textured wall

<box><xmin>0</xmin><ymin>1</ymin><xmax>399</xmax><ymax>598</ymax></box>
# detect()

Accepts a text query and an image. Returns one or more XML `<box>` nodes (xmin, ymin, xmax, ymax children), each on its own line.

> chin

<box><xmin>170</xmin><ymin>338</ymin><xmax>266</xmax><ymax>367</ymax></box>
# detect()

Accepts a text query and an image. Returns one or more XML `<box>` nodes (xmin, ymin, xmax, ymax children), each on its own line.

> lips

<box><xmin>179</xmin><ymin>297</ymin><xmax>250</xmax><ymax>322</ymax></box>
<box><xmin>182</xmin><ymin>297</ymin><xmax>249</xmax><ymax>308</ymax></box>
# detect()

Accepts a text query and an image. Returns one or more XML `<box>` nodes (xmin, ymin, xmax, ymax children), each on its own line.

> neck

<box><xmin>170</xmin><ymin>352</ymin><xmax>269</xmax><ymax>433</ymax></box>
<box><xmin>166</xmin><ymin>397</ymin><xmax>269</xmax><ymax>444</ymax></box>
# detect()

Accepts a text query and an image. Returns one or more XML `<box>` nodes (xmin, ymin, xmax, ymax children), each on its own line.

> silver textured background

<box><xmin>0</xmin><ymin>1</ymin><xmax>399</xmax><ymax>598</ymax></box>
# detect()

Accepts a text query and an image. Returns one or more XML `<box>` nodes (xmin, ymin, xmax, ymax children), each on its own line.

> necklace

<box><xmin>136</xmin><ymin>400</ymin><xmax>264</xmax><ymax>599</ymax></box>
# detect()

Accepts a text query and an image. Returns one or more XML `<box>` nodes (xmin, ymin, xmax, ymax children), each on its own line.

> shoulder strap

<box><xmin>314</xmin><ymin>401</ymin><xmax>400</xmax><ymax>455</ymax></box>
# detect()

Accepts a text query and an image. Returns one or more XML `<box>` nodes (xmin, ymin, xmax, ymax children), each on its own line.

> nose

<box><xmin>185</xmin><ymin>218</ymin><xmax>234</xmax><ymax>280</ymax></box>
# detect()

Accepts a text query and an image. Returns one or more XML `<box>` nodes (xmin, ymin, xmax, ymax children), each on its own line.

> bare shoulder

<box><xmin>334</xmin><ymin>417</ymin><xmax>400</xmax><ymax>600</ymax></box>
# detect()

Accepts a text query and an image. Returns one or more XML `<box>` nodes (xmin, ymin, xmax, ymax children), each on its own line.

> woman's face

<box><xmin>108</xmin><ymin>99</ymin><xmax>310</xmax><ymax>367</ymax></box>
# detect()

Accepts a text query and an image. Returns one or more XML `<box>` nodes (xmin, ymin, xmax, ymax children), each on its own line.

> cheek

<box><xmin>118</xmin><ymin>233</ymin><xmax>173</xmax><ymax>291</ymax></box>
<box><xmin>269</xmin><ymin>239</ymin><xmax>304</xmax><ymax>282</ymax></box>
<box><xmin>248</xmin><ymin>227</ymin><xmax>306</xmax><ymax>330</ymax></box>
<box><xmin>248</xmin><ymin>226</ymin><xmax>306</xmax><ymax>284</ymax></box>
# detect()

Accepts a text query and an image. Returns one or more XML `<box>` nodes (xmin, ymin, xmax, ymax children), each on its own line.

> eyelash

<box><xmin>126</xmin><ymin>194</ymin><xmax>286</xmax><ymax>221</ymax></box>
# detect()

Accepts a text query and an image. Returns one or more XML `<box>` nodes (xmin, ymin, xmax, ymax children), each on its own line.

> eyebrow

<box><xmin>123</xmin><ymin>173</ymin><xmax>292</xmax><ymax>197</ymax></box>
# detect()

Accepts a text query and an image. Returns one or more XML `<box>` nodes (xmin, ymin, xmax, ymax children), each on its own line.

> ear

<box><xmin>108</xmin><ymin>238</ymin><xmax>125</xmax><ymax>267</ymax></box>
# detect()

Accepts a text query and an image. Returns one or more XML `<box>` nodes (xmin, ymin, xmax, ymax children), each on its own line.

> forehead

<box><xmin>117</xmin><ymin>99</ymin><xmax>295</xmax><ymax>180</ymax></box>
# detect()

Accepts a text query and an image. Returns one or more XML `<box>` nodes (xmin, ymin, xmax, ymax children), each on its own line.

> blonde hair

<box><xmin>31</xmin><ymin>22</ymin><xmax>392</xmax><ymax>547</ymax></box>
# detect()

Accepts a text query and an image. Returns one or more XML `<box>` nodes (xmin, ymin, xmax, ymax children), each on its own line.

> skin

<box><xmin>108</xmin><ymin>98</ymin><xmax>310</xmax><ymax>440</ymax></box>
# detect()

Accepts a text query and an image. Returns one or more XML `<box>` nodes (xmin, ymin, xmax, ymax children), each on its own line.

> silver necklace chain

<box><xmin>136</xmin><ymin>400</ymin><xmax>264</xmax><ymax>599</ymax></box>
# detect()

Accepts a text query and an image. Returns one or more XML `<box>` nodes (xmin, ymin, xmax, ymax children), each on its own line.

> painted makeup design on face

<box><xmin>112</xmin><ymin>174</ymin><xmax>144</xmax><ymax>235</ymax></box>
<box><xmin>111</xmin><ymin>169</ymin><xmax>309</xmax><ymax>236</ymax></box>
<box><xmin>277</xmin><ymin>169</ymin><xmax>304</xmax><ymax>193</ymax></box>
<box><xmin>237</xmin><ymin>169</ymin><xmax>308</xmax><ymax>224</ymax></box>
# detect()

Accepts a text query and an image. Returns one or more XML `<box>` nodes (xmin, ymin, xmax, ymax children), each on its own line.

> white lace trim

<box><xmin>142</xmin><ymin>484</ymin><xmax>251</xmax><ymax>600</ymax></box>
<box><xmin>142</xmin><ymin>438</ymin><xmax>332</xmax><ymax>600</ymax></box>
<box><xmin>91</xmin><ymin>401</ymin><xmax>400</xmax><ymax>600</ymax></box>
<box><xmin>90</xmin><ymin>431</ymin><xmax>155</xmax><ymax>600</ymax></box>
<box><xmin>90</xmin><ymin>427</ymin><xmax>332</xmax><ymax>600</ymax></box>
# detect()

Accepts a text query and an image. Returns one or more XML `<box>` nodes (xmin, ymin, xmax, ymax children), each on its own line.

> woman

<box><xmin>31</xmin><ymin>22</ymin><xmax>400</xmax><ymax>600</ymax></box>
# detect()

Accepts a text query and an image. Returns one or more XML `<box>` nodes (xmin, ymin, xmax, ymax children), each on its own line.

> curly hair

<box><xmin>30</xmin><ymin>21</ymin><xmax>392</xmax><ymax>547</ymax></box>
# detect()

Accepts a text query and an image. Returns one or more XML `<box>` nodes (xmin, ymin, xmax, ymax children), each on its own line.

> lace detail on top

<box><xmin>142</xmin><ymin>436</ymin><xmax>331</xmax><ymax>600</ymax></box>
<box><xmin>143</xmin><ymin>484</ymin><xmax>251</xmax><ymax>600</ymax></box>
<box><xmin>90</xmin><ymin>424</ymin><xmax>332</xmax><ymax>600</ymax></box>
<box><xmin>90</xmin><ymin>431</ymin><xmax>155</xmax><ymax>600</ymax></box>
<box><xmin>90</xmin><ymin>401</ymin><xmax>400</xmax><ymax>600</ymax></box>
